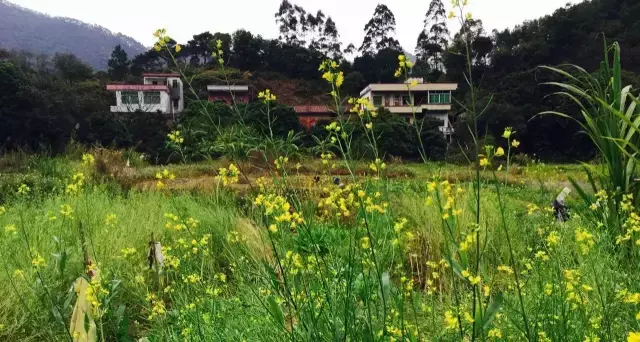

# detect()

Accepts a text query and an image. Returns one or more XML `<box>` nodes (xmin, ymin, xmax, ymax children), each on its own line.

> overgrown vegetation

<box><xmin>3</xmin><ymin>0</ymin><xmax>640</xmax><ymax>341</ymax></box>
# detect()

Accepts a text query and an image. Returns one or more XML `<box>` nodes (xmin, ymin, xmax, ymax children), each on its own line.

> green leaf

<box><xmin>482</xmin><ymin>293</ymin><xmax>504</xmax><ymax>331</ymax></box>
<box><xmin>267</xmin><ymin>295</ymin><xmax>285</xmax><ymax>328</ymax></box>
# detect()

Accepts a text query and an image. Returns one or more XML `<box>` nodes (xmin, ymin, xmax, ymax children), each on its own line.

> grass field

<box><xmin>1</xmin><ymin>150</ymin><xmax>639</xmax><ymax>341</ymax></box>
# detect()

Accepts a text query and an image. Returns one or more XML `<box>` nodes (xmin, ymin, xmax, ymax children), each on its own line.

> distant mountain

<box><xmin>0</xmin><ymin>0</ymin><xmax>146</xmax><ymax>70</ymax></box>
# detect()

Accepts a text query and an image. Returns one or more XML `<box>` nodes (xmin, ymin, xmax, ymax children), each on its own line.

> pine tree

<box><xmin>107</xmin><ymin>45</ymin><xmax>129</xmax><ymax>81</ymax></box>
<box><xmin>360</xmin><ymin>4</ymin><xmax>402</xmax><ymax>55</ymax></box>
<box><xmin>415</xmin><ymin>0</ymin><xmax>449</xmax><ymax>73</ymax></box>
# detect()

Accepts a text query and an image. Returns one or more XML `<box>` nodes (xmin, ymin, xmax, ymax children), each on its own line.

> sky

<box><xmin>9</xmin><ymin>0</ymin><xmax>571</xmax><ymax>53</ymax></box>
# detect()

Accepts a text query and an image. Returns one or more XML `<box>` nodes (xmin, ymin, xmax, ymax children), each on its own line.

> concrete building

<box><xmin>359</xmin><ymin>78</ymin><xmax>457</xmax><ymax>135</ymax></box>
<box><xmin>207</xmin><ymin>85</ymin><xmax>250</xmax><ymax>104</ymax></box>
<box><xmin>106</xmin><ymin>73</ymin><xmax>184</xmax><ymax>117</ymax></box>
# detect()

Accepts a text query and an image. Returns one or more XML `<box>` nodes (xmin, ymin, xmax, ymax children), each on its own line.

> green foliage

<box><xmin>543</xmin><ymin>41</ymin><xmax>640</xmax><ymax>235</ymax></box>
<box><xmin>107</xmin><ymin>45</ymin><xmax>130</xmax><ymax>81</ymax></box>
<box><xmin>241</xmin><ymin>102</ymin><xmax>302</xmax><ymax>138</ymax></box>
<box><xmin>52</xmin><ymin>52</ymin><xmax>93</xmax><ymax>83</ymax></box>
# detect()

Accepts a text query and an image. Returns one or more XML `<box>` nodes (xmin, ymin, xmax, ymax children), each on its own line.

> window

<box><xmin>152</xmin><ymin>81</ymin><xmax>158</xmax><ymax>85</ymax></box>
<box><xmin>429</xmin><ymin>91</ymin><xmax>451</xmax><ymax>104</ymax></box>
<box><xmin>172</xmin><ymin>80</ymin><xmax>179</xmax><ymax>88</ymax></box>
<box><xmin>173</xmin><ymin>99</ymin><xmax>179</xmax><ymax>109</ymax></box>
<box><xmin>373</xmin><ymin>95</ymin><xmax>382</xmax><ymax>107</ymax></box>
<box><xmin>394</xmin><ymin>95</ymin><xmax>401</xmax><ymax>106</ymax></box>
<box><xmin>121</xmin><ymin>91</ymin><xmax>139</xmax><ymax>105</ymax></box>
<box><xmin>402</xmin><ymin>95</ymin><xmax>413</xmax><ymax>106</ymax></box>
<box><xmin>144</xmin><ymin>91</ymin><xmax>161</xmax><ymax>105</ymax></box>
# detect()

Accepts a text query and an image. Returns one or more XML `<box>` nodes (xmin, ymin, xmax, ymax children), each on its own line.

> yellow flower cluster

<box><xmin>164</xmin><ymin>213</ymin><xmax>199</xmax><ymax>231</ymax></box>
<box><xmin>120</xmin><ymin>247</ymin><xmax>137</xmax><ymax>257</ymax></box>
<box><xmin>444</xmin><ymin>310</ymin><xmax>458</xmax><ymax>330</ymax></box>
<box><xmin>564</xmin><ymin>269</ymin><xmax>590</xmax><ymax>308</ymax></box>
<box><xmin>104</xmin><ymin>213</ymin><xmax>117</xmax><ymax>227</ymax></box>
<box><xmin>85</xmin><ymin>277</ymin><xmax>109</xmax><ymax>317</ymax></box>
<box><xmin>60</xmin><ymin>204</ymin><xmax>74</xmax><ymax>219</ymax></box>
<box><xmin>31</xmin><ymin>251</ymin><xmax>46</xmax><ymax>268</ymax></box>
<box><xmin>616</xmin><ymin>197</ymin><xmax>640</xmax><ymax>245</ymax></box>
<box><xmin>425</xmin><ymin>259</ymin><xmax>449</xmax><ymax>295</ymax></box>
<box><xmin>320</xmin><ymin>153</ymin><xmax>334</xmax><ymax>167</ymax></box>
<box><xmin>183</xmin><ymin>273</ymin><xmax>201</xmax><ymax>284</ymax></box>
<box><xmin>155</xmin><ymin>169</ymin><xmax>176</xmax><ymax>189</ymax></box>
<box><xmin>153</xmin><ymin>28</ymin><xmax>171</xmax><ymax>52</ymax></box>
<box><xmin>218</xmin><ymin>164</ymin><xmax>240</xmax><ymax>186</ymax></box>
<box><xmin>254</xmin><ymin>194</ymin><xmax>303</xmax><ymax>230</ymax></box>
<box><xmin>274</xmin><ymin>156</ymin><xmax>288</xmax><ymax>171</ymax></box>
<box><xmin>546</xmin><ymin>230</ymin><xmax>560</xmax><ymax>246</ymax></box>
<box><xmin>394</xmin><ymin>55</ymin><xmax>414</xmax><ymax>78</ymax></box>
<box><xmin>319</xmin><ymin>60</ymin><xmax>344</xmax><ymax>89</ymax></box>
<box><xmin>527</xmin><ymin>203</ymin><xmax>540</xmax><ymax>215</ymax></box>
<box><xmin>459</xmin><ymin>231</ymin><xmax>476</xmax><ymax>252</ymax></box>
<box><xmin>17</xmin><ymin>183</ymin><xmax>30</xmax><ymax>195</ymax></box>
<box><xmin>82</xmin><ymin>153</ymin><xmax>95</xmax><ymax>166</ymax></box>
<box><xmin>258</xmin><ymin>89</ymin><xmax>277</xmax><ymax>102</ymax></box>
<box><xmin>369</xmin><ymin>158</ymin><xmax>386</xmax><ymax>173</ymax></box>
<box><xmin>497</xmin><ymin>265</ymin><xmax>514</xmax><ymax>275</ymax></box>
<box><xmin>348</xmin><ymin>97</ymin><xmax>377</xmax><ymax>117</ymax></box>
<box><xmin>589</xmin><ymin>189</ymin><xmax>609</xmax><ymax>211</ymax></box>
<box><xmin>575</xmin><ymin>228</ymin><xmax>595</xmax><ymax>255</ymax></box>
<box><xmin>65</xmin><ymin>172</ymin><xmax>86</xmax><ymax>195</ymax></box>
<box><xmin>284</xmin><ymin>251</ymin><xmax>318</xmax><ymax>275</ymax></box>
<box><xmin>211</xmin><ymin>39</ymin><xmax>225</xmax><ymax>65</ymax></box>
<box><xmin>318</xmin><ymin>185</ymin><xmax>359</xmax><ymax>219</ymax></box>
<box><xmin>162</xmin><ymin>246</ymin><xmax>181</xmax><ymax>269</ymax></box>
<box><xmin>427</xmin><ymin>180</ymin><xmax>464</xmax><ymax>220</ymax></box>
<box><xmin>146</xmin><ymin>293</ymin><xmax>167</xmax><ymax>320</ymax></box>
<box><xmin>461</xmin><ymin>269</ymin><xmax>482</xmax><ymax>285</ymax></box>
<box><xmin>168</xmin><ymin>130</ymin><xmax>184</xmax><ymax>144</ymax></box>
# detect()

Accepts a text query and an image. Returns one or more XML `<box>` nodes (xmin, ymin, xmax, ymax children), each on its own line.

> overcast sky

<box><xmin>10</xmin><ymin>0</ymin><xmax>571</xmax><ymax>53</ymax></box>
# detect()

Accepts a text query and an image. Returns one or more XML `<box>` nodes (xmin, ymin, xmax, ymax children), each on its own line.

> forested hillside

<box><xmin>0</xmin><ymin>0</ymin><xmax>145</xmax><ymax>69</ymax></box>
<box><xmin>2</xmin><ymin>0</ymin><xmax>640</xmax><ymax>162</ymax></box>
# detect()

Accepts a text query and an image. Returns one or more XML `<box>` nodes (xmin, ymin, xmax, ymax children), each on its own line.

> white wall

<box><xmin>166</xmin><ymin>77</ymin><xmax>184</xmax><ymax>113</ymax></box>
<box><xmin>111</xmin><ymin>91</ymin><xmax>171</xmax><ymax>113</ymax></box>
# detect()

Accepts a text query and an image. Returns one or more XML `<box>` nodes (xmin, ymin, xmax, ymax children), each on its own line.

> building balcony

<box><xmin>110</xmin><ymin>104</ymin><xmax>167</xmax><ymax>113</ymax></box>
<box><xmin>383</xmin><ymin>104</ymin><xmax>452</xmax><ymax>114</ymax></box>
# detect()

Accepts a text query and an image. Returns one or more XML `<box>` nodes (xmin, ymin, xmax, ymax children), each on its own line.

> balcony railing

<box><xmin>439</xmin><ymin>126</ymin><xmax>454</xmax><ymax>135</ymax></box>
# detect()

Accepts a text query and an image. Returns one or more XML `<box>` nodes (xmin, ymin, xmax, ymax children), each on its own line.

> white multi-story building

<box><xmin>359</xmin><ymin>78</ymin><xmax>458</xmax><ymax>135</ymax></box>
<box><xmin>106</xmin><ymin>73</ymin><xmax>184</xmax><ymax>118</ymax></box>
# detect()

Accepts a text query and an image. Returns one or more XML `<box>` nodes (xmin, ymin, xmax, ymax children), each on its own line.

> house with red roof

<box><xmin>106</xmin><ymin>73</ymin><xmax>184</xmax><ymax>117</ymax></box>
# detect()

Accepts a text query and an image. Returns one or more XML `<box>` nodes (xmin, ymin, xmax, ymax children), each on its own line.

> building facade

<box><xmin>106</xmin><ymin>73</ymin><xmax>184</xmax><ymax>117</ymax></box>
<box><xmin>207</xmin><ymin>85</ymin><xmax>250</xmax><ymax>104</ymax></box>
<box><xmin>359</xmin><ymin>79</ymin><xmax>457</xmax><ymax>135</ymax></box>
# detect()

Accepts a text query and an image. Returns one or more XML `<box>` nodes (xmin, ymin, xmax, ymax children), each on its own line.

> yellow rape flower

<box><xmin>502</xmin><ymin>127</ymin><xmax>513</xmax><ymax>139</ymax></box>
<box><xmin>444</xmin><ymin>311</ymin><xmax>458</xmax><ymax>330</ymax></box>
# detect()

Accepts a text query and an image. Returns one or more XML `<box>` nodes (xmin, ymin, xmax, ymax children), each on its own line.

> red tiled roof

<box><xmin>106</xmin><ymin>84</ymin><xmax>169</xmax><ymax>92</ymax></box>
<box><xmin>293</xmin><ymin>105</ymin><xmax>354</xmax><ymax>114</ymax></box>
<box><xmin>142</xmin><ymin>73</ymin><xmax>181</xmax><ymax>77</ymax></box>
<box><xmin>293</xmin><ymin>105</ymin><xmax>333</xmax><ymax>114</ymax></box>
